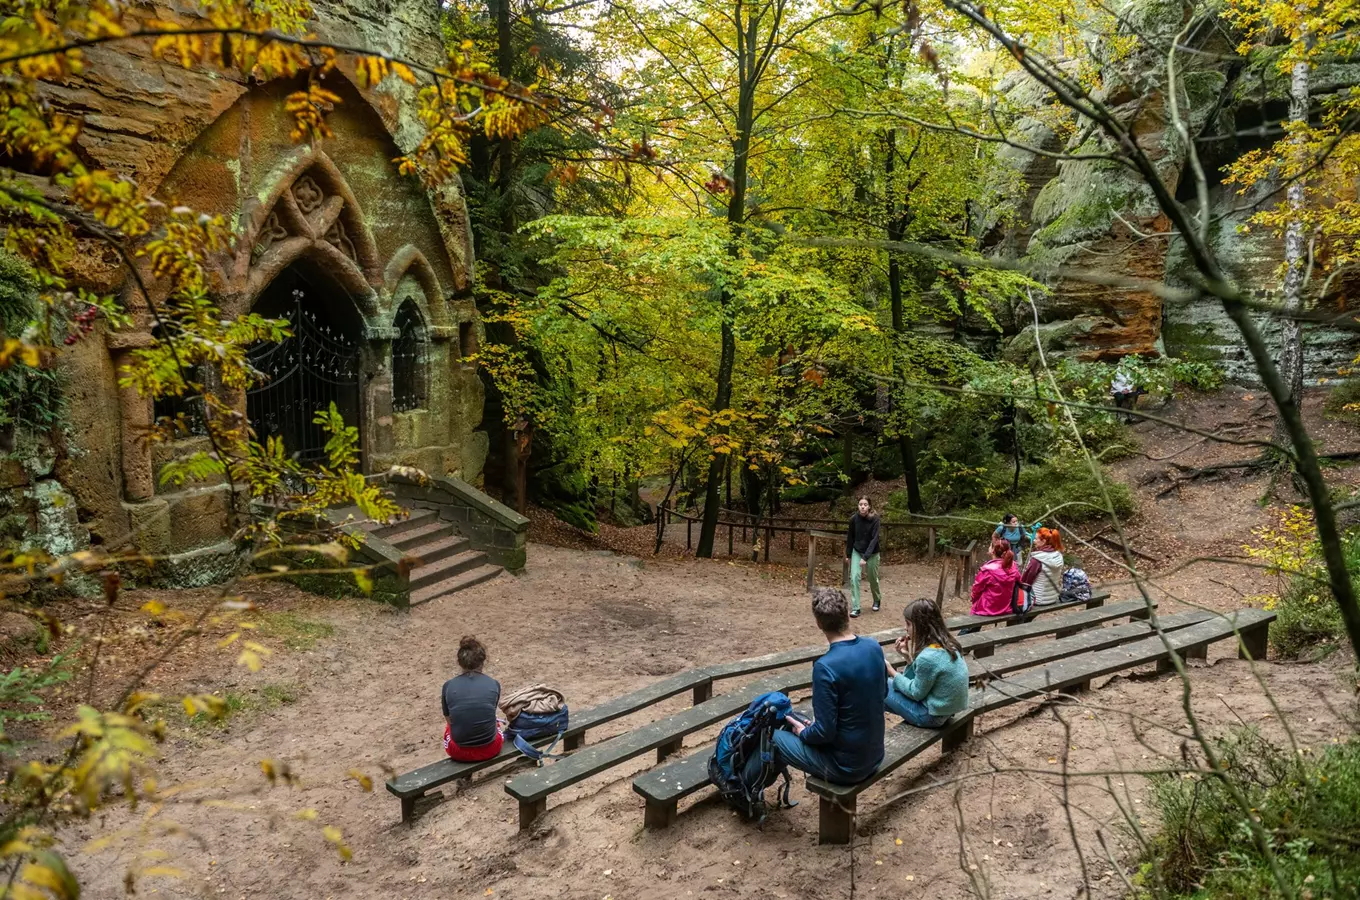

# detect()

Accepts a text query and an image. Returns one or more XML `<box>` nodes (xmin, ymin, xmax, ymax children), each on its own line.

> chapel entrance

<box><xmin>246</xmin><ymin>264</ymin><xmax>365</xmax><ymax>465</ymax></box>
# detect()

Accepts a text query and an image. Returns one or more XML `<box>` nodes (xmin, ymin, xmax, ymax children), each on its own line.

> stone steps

<box><xmin>334</xmin><ymin>506</ymin><xmax>504</xmax><ymax>605</ymax></box>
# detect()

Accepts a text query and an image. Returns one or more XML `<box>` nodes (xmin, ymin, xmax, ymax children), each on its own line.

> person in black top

<box><xmin>441</xmin><ymin>636</ymin><xmax>505</xmax><ymax>762</ymax></box>
<box><xmin>844</xmin><ymin>496</ymin><xmax>882</xmax><ymax>616</ymax></box>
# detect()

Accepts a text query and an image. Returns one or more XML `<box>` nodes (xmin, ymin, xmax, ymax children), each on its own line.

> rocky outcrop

<box><xmin>16</xmin><ymin>1</ymin><xmax>485</xmax><ymax>577</ymax></box>
<box><xmin>982</xmin><ymin>0</ymin><xmax>1360</xmax><ymax>379</ymax></box>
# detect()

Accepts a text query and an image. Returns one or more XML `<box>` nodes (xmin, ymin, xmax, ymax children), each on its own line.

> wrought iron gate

<box><xmin>246</xmin><ymin>289</ymin><xmax>363</xmax><ymax>464</ymax></box>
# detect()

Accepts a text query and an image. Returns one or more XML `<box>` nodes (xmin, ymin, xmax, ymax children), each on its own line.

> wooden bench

<box><xmin>388</xmin><ymin>591</ymin><xmax>1115</xmax><ymax>822</ymax></box>
<box><xmin>504</xmin><ymin>667</ymin><xmax>815</xmax><ymax>829</ymax></box>
<box><xmin>964</xmin><ymin>598</ymin><xmax>1150</xmax><ymax>659</ymax></box>
<box><xmin>806</xmin><ymin>608</ymin><xmax>1274</xmax><ymax>843</ymax></box>
<box><xmin>385</xmin><ymin>667</ymin><xmax>712</xmax><ymax>822</ymax></box>
<box><xmin>633</xmin><ymin>606</ymin><xmax>1199</xmax><ymax>831</ymax></box>
<box><xmin>946</xmin><ymin>592</ymin><xmax>1108</xmax><ymax>632</ymax></box>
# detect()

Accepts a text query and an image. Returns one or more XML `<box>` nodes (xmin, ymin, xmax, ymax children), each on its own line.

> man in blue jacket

<box><xmin>774</xmin><ymin>587</ymin><xmax>886</xmax><ymax>784</ymax></box>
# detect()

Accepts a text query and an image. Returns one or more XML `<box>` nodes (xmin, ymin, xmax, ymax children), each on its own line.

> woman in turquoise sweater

<box><xmin>884</xmin><ymin>599</ymin><xmax>970</xmax><ymax>727</ymax></box>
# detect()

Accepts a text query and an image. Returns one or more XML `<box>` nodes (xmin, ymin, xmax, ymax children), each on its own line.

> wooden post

<box><xmin>765</xmin><ymin>526</ymin><xmax>772</xmax><ymax>562</ymax></box>
<box><xmin>789</xmin><ymin>527</ymin><xmax>795</xmax><ymax>552</ymax></box>
<box><xmin>519</xmin><ymin>798</ymin><xmax>546</xmax><ymax>830</ymax></box>
<box><xmin>1239</xmin><ymin>623</ymin><xmax>1269</xmax><ymax>661</ymax></box>
<box><xmin>400</xmin><ymin>795</ymin><xmax>416</xmax><ymax>824</ymax></box>
<box><xmin>806</xmin><ymin>532</ymin><xmax>816</xmax><ymax>591</ymax></box>
<box><xmin>942</xmin><ymin>717</ymin><xmax>975</xmax><ymax>753</ymax></box>
<box><xmin>692</xmin><ymin>681</ymin><xmax>713</xmax><ymax>704</ymax></box>
<box><xmin>687</xmin><ymin>518</ymin><xmax>692</xmax><ymax>550</ymax></box>
<box><xmin>657</xmin><ymin>737</ymin><xmax>683</xmax><ymax>763</ymax></box>
<box><xmin>935</xmin><ymin>558</ymin><xmax>948</xmax><ymax>606</ymax></box>
<box><xmin>728</xmin><ymin>522</ymin><xmax>734</xmax><ymax>555</ymax></box>
<box><xmin>563</xmin><ymin>732</ymin><xmax>584</xmax><ymax>751</ymax></box>
<box><xmin>818</xmin><ymin>796</ymin><xmax>855</xmax><ymax>845</ymax></box>
<box><xmin>644</xmin><ymin>799</ymin><xmax>678</xmax><ymax>830</ymax></box>
<box><xmin>927</xmin><ymin>525</ymin><xmax>936</xmax><ymax>559</ymax></box>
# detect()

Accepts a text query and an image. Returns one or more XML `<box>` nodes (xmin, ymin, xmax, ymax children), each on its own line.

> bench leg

<box><xmin>1087</xmin><ymin>596</ymin><xmax>1105</xmax><ymax>609</ymax></box>
<box><xmin>942</xmin><ymin>718</ymin><xmax>974</xmax><ymax>753</ymax></box>
<box><xmin>1129</xmin><ymin>605</ymin><xmax>1152</xmax><ymax>621</ymax></box>
<box><xmin>818</xmin><ymin>796</ymin><xmax>855</xmax><ymax>845</ymax></box>
<box><xmin>644</xmin><ymin>799</ymin><xmax>678</xmax><ymax>830</ymax></box>
<box><xmin>518</xmin><ymin>797</ymin><xmax>546</xmax><ymax>831</ymax></box>
<box><xmin>657</xmin><ymin>737</ymin><xmax>683</xmax><ymax>763</ymax></box>
<box><xmin>564</xmin><ymin>732</ymin><xmax>584</xmax><ymax>752</ymax></box>
<box><xmin>1239</xmin><ymin>624</ymin><xmax>1268</xmax><ymax>661</ymax></box>
<box><xmin>692</xmin><ymin>682</ymin><xmax>713</xmax><ymax>705</ymax></box>
<box><xmin>1060</xmin><ymin>680</ymin><xmax>1091</xmax><ymax>695</ymax></box>
<box><xmin>400</xmin><ymin>795</ymin><xmax>416</xmax><ymax>824</ymax></box>
<box><xmin>1158</xmin><ymin>643</ymin><xmax>1207</xmax><ymax>674</ymax></box>
<box><xmin>973</xmin><ymin>645</ymin><xmax>994</xmax><ymax>659</ymax></box>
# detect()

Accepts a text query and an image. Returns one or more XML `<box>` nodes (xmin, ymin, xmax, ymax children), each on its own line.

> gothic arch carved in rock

<box><xmin>382</xmin><ymin>244</ymin><xmax>449</xmax><ymax>328</ymax></box>
<box><xmin>238</xmin><ymin>150</ymin><xmax>384</xmax><ymax>319</ymax></box>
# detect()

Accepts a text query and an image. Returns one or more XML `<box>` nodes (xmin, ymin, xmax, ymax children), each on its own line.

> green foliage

<box><xmin>1243</xmin><ymin>507</ymin><xmax>1354</xmax><ymax>658</ymax></box>
<box><xmin>0</xmin><ymin>248</ymin><xmax>64</xmax><ymax>440</ymax></box>
<box><xmin>254</xmin><ymin>612</ymin><xmax>336</xmax><ymax>652</ymax></box>
<box><xmin>1323</xmin><ymin>378</ymin><xmax>1360</xmax><ymax>424</ymax></box>
<box><xmin>1139</xmin><ymin>729</ymin><xmax>1360</xmax><ymax>898</ymax></box>
<box><xmin>0</xmin><ymin>652</ymin><xmax>71</xmax><ymax>734</ymax></box>
<box><xmin>888</xmin><ymin>453</ymin><xmax>1134</xmax><ymax>547</ymax></box>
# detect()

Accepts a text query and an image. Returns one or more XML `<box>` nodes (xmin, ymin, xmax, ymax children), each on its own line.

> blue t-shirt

<box><xmin>995</xmin><ymin>523</ymin><xmax>1024</xmax><ymax>544</ymax></box>
<box><xmin>799</xmin><ymin>636</ymin><xmax>886</xmax><ymax>779</ymax></box>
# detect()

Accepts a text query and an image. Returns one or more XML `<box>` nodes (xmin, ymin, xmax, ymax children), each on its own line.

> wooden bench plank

<box><xmin>505</xmin><ymin>668</ymin><xmax>815</xmax><ymax>828</ymax></box>
<box><xmin>389</xmin><ymin>591</ymin><xmax>1115</xmax><ymax>822</ymax></box>
<box><xmin>632</xmin><ymin>608</ymin><xmax>1200</xmax><ymax>830</ymax></box>
<box><xmin>385</xmin><ymin>668</ymin><xmax>713</xmax><ymax>822</ymax></box>
<box><xmin>965</xmin><ymin>599</ymin><xmax>1151</xmax><ymax>659</ymax></box>
<box><xmin>946</xmin><ymin>592</ymin><xmax>1109</xmax><ymax>631</ymax></box>
<box><xmin>804</xmin><ymin>608</ymin><xmax>1274</xmax><ymax>843</ymax></box>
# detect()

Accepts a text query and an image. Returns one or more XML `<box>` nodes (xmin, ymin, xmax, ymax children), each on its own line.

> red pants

<box><xmin>443</xmin><ymin>724</ymin><xmax>504</xmax><ymax>762</ymax></box>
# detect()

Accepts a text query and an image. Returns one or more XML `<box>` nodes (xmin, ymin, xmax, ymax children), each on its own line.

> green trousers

<box><xmin>848</xmin><ymin>550</ymin><xmax>881</xmax><ymax>613</ymax></box>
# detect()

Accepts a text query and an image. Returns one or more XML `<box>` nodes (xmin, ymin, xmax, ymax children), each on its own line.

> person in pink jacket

<box><xmin>970</xmin><ymin>539</ymin><xmax>1020</xmax><ymax>618</ymax></box>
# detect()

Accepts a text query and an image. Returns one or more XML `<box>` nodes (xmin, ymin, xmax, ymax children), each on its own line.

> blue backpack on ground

<box><xmin>708</xmin><ymin>690</ymin><xmax>800</xmax><ymax>824</ymax></box>
<box><xmin>501</xmin><ymin>685</ymin><xmax>570</xmax><ymax>764</ymax></box>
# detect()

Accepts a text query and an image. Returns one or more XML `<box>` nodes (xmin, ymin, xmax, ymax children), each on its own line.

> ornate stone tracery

<box><xmin>291</xmin><ymin>174</ymin><xmax>325</xmax><ymax>215</ymax></box>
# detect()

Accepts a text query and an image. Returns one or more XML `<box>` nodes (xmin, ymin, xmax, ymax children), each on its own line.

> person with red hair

<box><xmin>1029</xmin><ymin>527</ymin><xmax>1066</xmax><ymax>606</ymax></box>
<box><xmin>970</xmin><ymin>539</ymin><xmax>1021</xmax><ymax>620</ymax></box>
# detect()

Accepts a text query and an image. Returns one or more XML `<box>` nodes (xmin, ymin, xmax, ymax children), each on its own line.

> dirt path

<box><xmin>61</xmin><ymin>388</ymin><xmax>1360</xmax><ymax>899</ymax></box>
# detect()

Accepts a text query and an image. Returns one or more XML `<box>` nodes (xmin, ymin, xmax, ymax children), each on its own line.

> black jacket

<box><xmin>846</xmin><ymin>513</ymin><xmax>880</xmax><ymax>558</ymax></box>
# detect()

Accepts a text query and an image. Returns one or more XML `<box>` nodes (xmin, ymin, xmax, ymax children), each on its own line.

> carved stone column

<box><xmin>105</xmin><ymin>331</ymin><xmax>155</xmax><ymax>502</ymax></box>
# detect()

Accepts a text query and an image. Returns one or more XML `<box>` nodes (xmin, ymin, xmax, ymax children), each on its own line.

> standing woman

<box><xmin>1029</xmin><ymin>527</ymin><xmax>1066</xmax><ymax>607</ymax></box>
<box><xmin>844</xmin><ymin>496</ymin><xmax>882</xmax><ymax>616</ymax></box>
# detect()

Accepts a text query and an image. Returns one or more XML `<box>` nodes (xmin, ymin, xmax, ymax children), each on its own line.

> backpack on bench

<box><xmin>500</xmin><ymin>684</ymin><xmax>569</xmax><ymax>764</ymax></box>
<box><xmin>1060</xmin><ymin>566</ymin><xmax>1092</xmax><ymax>604</ymax></box>
<box><xmin>708</xmin><ymin>690</ymin><xmax>800</xmax><ymax>825</ymax></box>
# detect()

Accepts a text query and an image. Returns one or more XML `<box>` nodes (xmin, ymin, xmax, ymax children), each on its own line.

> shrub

<box><xmin>1323</xmin><ymin>378</ymin><xmax>1360</xmax><ymax>424</ymax></box>
<box><xmin>1244</xmin><ymin>507</ymin><xmax>1355</xmax><ymax>658</ymax></box>
<box><xmin>886</xmin><ymin>453</ymin><xmax>1134</xmax><ymax>548</ymax></box>
<box><xmin>1140</xmin><ymin>729</ymin><xmax>1360</xmax><ymax>898</ymax></box>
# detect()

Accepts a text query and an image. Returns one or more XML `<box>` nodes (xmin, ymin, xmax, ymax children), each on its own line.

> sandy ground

<box><xmin>49</xmin><ymin>388</ymin><xmax>1360</xmax><ymax>899</ymax></box>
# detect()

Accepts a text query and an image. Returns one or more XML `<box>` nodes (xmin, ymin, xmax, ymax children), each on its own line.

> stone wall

<box><xmin>22</xmin><ymin>0</ymin><xmax>486</xmax><ymax>579</ymax></box>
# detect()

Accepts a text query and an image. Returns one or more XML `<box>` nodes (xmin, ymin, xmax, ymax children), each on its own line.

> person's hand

<box><xmin>893</xmin><ymin>636</ymin><xmax>908</xmax><ymax>655</ymax></box>
<box><xmin>884</xmin><ymin>659</ymin><xmax>897</xmax><ymax>677</ymax></box>
<box><xmin>785</xmin><ymin>715</ymin><xmax>806</xmax><ymax>737</ymax></box>
<box><xmin>844</xmin><ymin>556</ymin><xmax>850</xmax><ymax>564</ymax></box>
<box><xmin>859</xmin><ymin>558</ymin><xmax>867</xmax><ymax>568</ymax></box>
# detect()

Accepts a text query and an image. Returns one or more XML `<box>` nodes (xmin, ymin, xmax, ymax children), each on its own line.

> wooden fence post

<box><xmin>728</xmin><ymin>522</ymin><xmax>734</xmax><ymax>556</ymax></box>
<box><xmin>687</xmin><ymin>518</ymin><xmax>692</xmax><ymax>550</ymax></box>
<box><xmin>806</xmin><ymin>532</ymin><xmax>816</xmax><ymax>591</ymax></box>
<box><xmin>928</xmin><ymin>526</ymin><xmax>936</xmax><ymax>559</ymax></box>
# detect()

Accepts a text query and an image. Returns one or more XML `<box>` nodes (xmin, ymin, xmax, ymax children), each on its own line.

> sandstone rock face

<box><xmin>984</xmin><ymin>0</ymin><xmax>1360</xmax><ymax>378</ymax></box>
<box><xmin>31</xmin><ymin>0</ymin><xmax>485</xmax><ymax>570</ymax></box>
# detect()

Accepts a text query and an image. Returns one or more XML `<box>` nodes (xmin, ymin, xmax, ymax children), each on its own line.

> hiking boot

<box><xmin>872</xmin><ymin>602</ymin><xmax>880</xmax><ymax>612</ymax></box>
<box><xmin>850</xmin><ymin>610</ymin><xmax>860</xmax><ymax>618</ymax></box>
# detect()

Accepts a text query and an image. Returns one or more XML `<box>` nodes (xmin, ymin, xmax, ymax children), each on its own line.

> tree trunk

<box><xmin>1275</xmin><ymin>44</ymin><xmax>1311</xmax><ymax>443</ymax></box>
<box><xmin>885</xmin><ymin>125</ymin><xmax>924</xmax><ymax>514</ymax></box>
<box><xmin>698</xmin><ymin>21</ymin><xmax>757</xmax><ymax>558</ymax></box>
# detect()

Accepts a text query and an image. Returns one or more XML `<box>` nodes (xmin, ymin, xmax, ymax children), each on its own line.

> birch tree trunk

<box><xmin>1276</xmin><ymin>45</ymin><xmax>1311</xmax><ymax>441</ymax></box>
